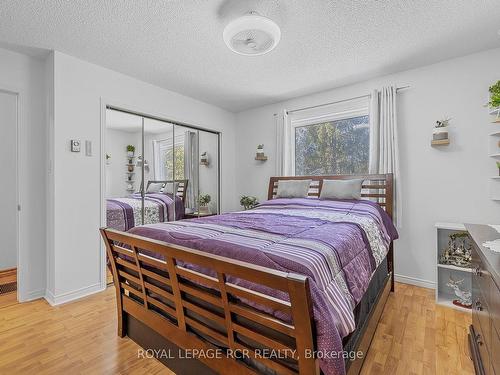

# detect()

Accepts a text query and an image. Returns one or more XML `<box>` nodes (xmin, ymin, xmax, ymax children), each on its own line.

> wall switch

<box><xmin>71</xmin><ymin>139</ymin><xmax>81</xmax><ymax>152</ymax></box>
<box><xmin>85</xmin><ymin>140</ymin><xmax>92</xmax><ymax>156</ymax></box>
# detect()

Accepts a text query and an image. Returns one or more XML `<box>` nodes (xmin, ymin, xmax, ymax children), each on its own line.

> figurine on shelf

<box><xmin>439</xmin><ymin>232</ymin><xmax>472</xmax><ymax>268</ymax></box>
<box><xmin>446</xmin><ymin>276</ymin><xmax>472</xmax><ymax>309</ymax></box>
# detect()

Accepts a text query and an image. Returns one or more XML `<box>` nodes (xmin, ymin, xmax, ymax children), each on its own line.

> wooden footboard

<box><xmin>100</xmin><ymin>228</ymin><xmax>320</xmax><ymax>375</ymax></box>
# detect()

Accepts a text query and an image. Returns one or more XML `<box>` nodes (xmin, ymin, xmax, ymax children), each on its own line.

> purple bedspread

<box><xmin>106</xmin><ymin>192</ymin><xmax>184</xmax><ymax>231</ymax></box>
<box><xmin>128</xmin><ymin>198</ymin><xmax>398</xmax><ymax>375</ymax></box>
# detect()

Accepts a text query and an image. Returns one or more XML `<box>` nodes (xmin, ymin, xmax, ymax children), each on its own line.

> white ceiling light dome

<box><xmin>223</xmin><ymin>12</ymin><xmax>281</xmax><ymax>56</ymax></box>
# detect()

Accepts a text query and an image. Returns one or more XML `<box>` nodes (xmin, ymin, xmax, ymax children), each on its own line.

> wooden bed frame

<box><xmin>101</xmin><ymin>173</ymin><xmax>394</xmax><ymax>375</ymax></box>
<box><xmin>146</xmin><ymin>179</ymin><xmax>189</xmax><ymax>203</ymax></box>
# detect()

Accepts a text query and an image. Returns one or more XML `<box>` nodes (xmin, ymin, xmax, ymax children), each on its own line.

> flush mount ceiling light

<box><xmin>223</xmin><ymin>12</ymin><xmax>281</xmax><ymax>56</ymax></box>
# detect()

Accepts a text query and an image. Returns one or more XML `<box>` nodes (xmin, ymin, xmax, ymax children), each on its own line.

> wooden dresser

<box><xmin>466</xmin><ymin>224</ymin><xmax>500</xmax><ymax>375</ymax></box>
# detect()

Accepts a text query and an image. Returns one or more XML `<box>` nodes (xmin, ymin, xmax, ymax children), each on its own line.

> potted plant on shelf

<box><xmin>106</xmin><ymin>153</ymin><xmax>111</xmax><ymax>165</ymax></box>
<box><xmin>198</xmin><ymin>193</ymin><xmax>211</xmax><ymax>214</ymax></box>
<box><xmin>433</xmin><ymin>118</ymin><xmax>451</xmax><ymax>141</ymax></box>
<box><xmin>240</xmin><ymin>196</ymin><xmax>259</xmax><ymax>210</ymax></box>
<box><xmin>497</xmin><ymin>161</ymin><xmax>500</xmax><ymax>176</ymax></box>
<box><xmin>126</xmin><ymin>145</ymin><xmax>135</xmax><ymax>158</ymax></box>
<box><xmin>489</xmin><ymin>80</ymin><xmax>500</xmax><ymax>121</ymax></box>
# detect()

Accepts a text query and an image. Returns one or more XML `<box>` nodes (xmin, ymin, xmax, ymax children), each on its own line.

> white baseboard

<box><xmin>395</xmin><ymin>273</ymin><xmax>436</xmax><ymax>289</ymax></box>
<box><xmin>24</xmin><ymin>289</ymin><xmax>45</xmax><ymax>302</ymax></box>
<box><xmin>44</xmin><ymin>283</ymin><xmax>105</xmax><ymax>306</ymax></box>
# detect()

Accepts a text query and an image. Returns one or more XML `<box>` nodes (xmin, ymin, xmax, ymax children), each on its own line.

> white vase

<box><xmin>199</xmin><ymin>205</ymin><xmax>210</xmax><ymax>214</ymax></box>
<box><xmin>127</xmin><ymin>151</ymin><xmax>134</xmax><ymax>158</ymax></box>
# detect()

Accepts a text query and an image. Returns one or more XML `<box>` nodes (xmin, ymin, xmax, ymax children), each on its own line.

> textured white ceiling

<box><xmin>1</xmin><ymin>0</ymin><xmax>499</xmax><ymax>112</ymax></box>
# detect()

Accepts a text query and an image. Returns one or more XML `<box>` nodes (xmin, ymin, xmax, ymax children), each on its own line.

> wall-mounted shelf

<box><xmin>431</xmin><ymin>139</ymin><xmax>449</xmax><ymax>146</ymax></box>
<box><xmin>489</xmin><ymin>153</ymin><xmax>500</xmax><ymax>158</ymax></box>
<box><xmin>255</xmin><ymin>155</ymin><xmax>268</xmax><ymax>161</ymax></box>
<box><xmin>489</xmin><ymin>131</ymin><xmax>500</xmax><ymax>136</ymax></box>
<box><xmin>435</xmin><ymin>222</ymin><xmax>472</xmax><ymax>312</ymax></box>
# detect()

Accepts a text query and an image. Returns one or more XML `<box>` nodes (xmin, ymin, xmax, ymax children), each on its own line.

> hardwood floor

<box><xmin>360</xmin><ymin>283</ymin><xmax>473</xmax><ymax>375</ymax></box>
<box><xmin>0</xmin><ymin>283</ymin><xmax>472</xmax><ymax>375</ymax></box>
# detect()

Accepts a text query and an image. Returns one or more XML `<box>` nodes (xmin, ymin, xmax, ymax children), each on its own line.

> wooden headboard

<box><xmin>267</xmin><ymin>174</ymin><xmax>394</xmax><ymax>220</ymax></box>
<box><xmin>147</xmin><ymin>180</ymin><xmax>189</xmax><ymax>203</ymax></box>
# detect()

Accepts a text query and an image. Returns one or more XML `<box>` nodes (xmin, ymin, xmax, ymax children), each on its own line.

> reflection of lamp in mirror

<box><xmin>200</xmin><ymin>151</ymin><xmax>209</xmax><ymax>166</ymax></box>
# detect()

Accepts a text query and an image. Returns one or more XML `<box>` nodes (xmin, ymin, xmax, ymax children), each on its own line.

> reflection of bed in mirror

<box><xmin>106</xmin><ymin>180</ymin><xmax>187</xmax><ymax>231</ymax></box>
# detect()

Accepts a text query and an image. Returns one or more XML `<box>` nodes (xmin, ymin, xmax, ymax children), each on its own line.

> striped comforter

<box><xmin>106</xmin><ymin>193</ymin><xmax>184</xmax><ymax>231</ymax></box>
<box><xmin>128</xmin><ymin>198</ymin><xmax>398</xmax><ymax>375</ymax></box>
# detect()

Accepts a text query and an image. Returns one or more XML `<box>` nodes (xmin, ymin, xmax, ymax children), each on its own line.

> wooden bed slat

<box><xmin>182</xmin><ymin>300</ymin><xmax>226</xmax><ymax>327</ymax></box>
<box><xmin>225</xmin><ymin>283</ymin><xmax>292</xmax><ymax>315</ymax></box>
<box><xmin>233</xmin><ymin>342</ymin><xmax>298</xmax><ymax>375</ymax></box>
<box><xmin>232</xmin><ymin>322</ymin><xmax>296</xmax><ymax>358</ymax></box>
<box><xmin>229</xmin><ymin>302</ymin><xmax>295</xmax><ymax>336</ymax></box>
<box><xmin>176</xmin><ymin>265</ymin><xmax>219</xmax><ymax>288</ymax></box>
<box><xmin>146</xmin><ymin>295</ymin><xmax>177</xmax><ymax>320</ymax></box>
<box><xmin>185</xmin><ymin>316</ymin><xmax>229</xmax><ymax>346</ymax></box>
<box><xmin>179</xmin><ymin>283</ymin><xmax>223</xmax><ymax>308</ymax></box>
<box><xmin>141</xmin><ymin>268</ymin><xmax>171</xmax><ymax>286</ymax></box>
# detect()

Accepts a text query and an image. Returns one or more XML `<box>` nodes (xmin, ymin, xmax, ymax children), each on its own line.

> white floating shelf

<box><xmin>436</xmin><ymin>295</ymin><xmax>471</xmax><ymax>312</ymax></box>
<box><xmin>490</xmin><ymin>153</ymin><xmax>500</xmax><ymax>158</ymax></box>
<box><xmin>437</xmin><ymin>263</ymin><xmax>472</xmax><ymax>273</ymax></box>
<box><xmin>435</xmin><ymin>222</ymin><xmax>466</xmax><ymax>231</ymax></box>
<box><xmin>491</xmin><ymin>176</ymin><xmax>500</xmax><ymax>179</ymax></box>
<box><xmin>489</xmin><ymin>131</ymin><xmax>500</xmax><ymax>136</ymax></box>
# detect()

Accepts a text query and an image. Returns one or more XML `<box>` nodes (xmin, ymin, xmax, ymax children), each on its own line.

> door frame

<box><xmin>0</xmin><ymin>87</ymin><xmax>21</xmax><ymax>302</ymax></box>
<box><xmin>99</xmin><ymin>98</ymin><xmax>222</xmax><ymax>290</ymax></box>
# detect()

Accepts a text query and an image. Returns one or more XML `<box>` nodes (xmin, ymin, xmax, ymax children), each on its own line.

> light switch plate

<box><xmin>85</xmin><ymin>140</ymin><xmax>92</xmax><ymax>156</ymax></box>
<box><xmin>71</xmin><ymin>139</ymin><xmax>81</xmax><ymax>152</ymax></box>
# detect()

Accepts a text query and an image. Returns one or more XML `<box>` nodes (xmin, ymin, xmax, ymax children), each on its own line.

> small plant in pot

<box><xmin>256</xmin><ymin>144</ymin><xmax>265</xmax><ymax>157</ymax></box>
<box><xmin>126</xmin><ymin>145</ymin><xmax>135</xmax><ymax>158</ymax></box>
<box><xmin>433</xmin><ymin>118</ymin><xmax>451</xmax><ymax>141</ymax></box>
<box><xmin>198</xmin><ymin>193</ymin><xmax>211</xmax><ymax>214</ymax></box>
<box><xmin>240</xmin><ymin>196</ymin><xmax>259</xmax><ymax>210</ymax></box>
<box><xmin>488</xmin><ymin>80</ymin><xmax>500</xmax><ymax>109</ymax></box>
<box><xmin>497</xmin><ymin>161</ymin><xmax>500</xmax><ymax>176</ymax></box>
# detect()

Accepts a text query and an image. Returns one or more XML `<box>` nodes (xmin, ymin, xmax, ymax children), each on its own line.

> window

<box><xmin>153</xmin><ymin>133</ymin><xmax>185</xmax><ymax>180</ymax></box>
<box><xmin>292</xmin><ymin>114</ymin><xmax>369</xmax><ymax>176</ymax></box>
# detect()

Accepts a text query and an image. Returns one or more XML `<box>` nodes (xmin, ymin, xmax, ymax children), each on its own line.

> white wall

<box><xmin>0</xmin><ymin>91</ymin><xmax>18</xmax><ymax>269</ymax></box>
<box><xmin>47</xmin><ymin>51</ymin><xmax>237</xmax><ymax>304</ymax></box>
<box><xmin>105</xmin><ymin>128</ymin><xmax>141</xmax><ymax>197</ymax></box>
<box><xmin>235</xmin><ymin>47</ymin><xmax>500</xmax><ymax>288</ymax></box>
<box><xmin>198</xmin><ymin>131</ymin><xmax>219</xmax><ymax>213</ymax></box>
<box><xmin>0</xmin><ymin>47</ymin><xmax>47</xmax><ymax>300</ymax></box>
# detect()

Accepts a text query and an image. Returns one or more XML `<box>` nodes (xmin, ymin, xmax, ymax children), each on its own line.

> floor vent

<box><xmin>0</xmin><ymin>282</ymin><xmax>17</xmax><ymax>295</ymax></box>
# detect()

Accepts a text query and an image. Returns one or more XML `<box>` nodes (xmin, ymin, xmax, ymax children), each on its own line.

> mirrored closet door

<box><xmin>104</xmin><ymin>107</ymin><xmax>220</xmax><ymax>231</ymax></box>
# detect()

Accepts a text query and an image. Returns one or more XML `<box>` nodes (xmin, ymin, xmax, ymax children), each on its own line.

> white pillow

<box><xmin>163</xmin><ymin>182</ymin><xmax>179</xmax><ymax>195</ymax></box>
<box><xmin>146</xmin><ymin>182</ymin><xmax>164</xmax><ymax>193</ymax></box>
<box><xmin>320</xmin><ymin>179</ymin><xmax>364</xmax><ymax>200</ymax></box>
<box><xmin>276</xmin><ymin>180</ymin><xmax>312</xmax><ymax>198</ymax></box>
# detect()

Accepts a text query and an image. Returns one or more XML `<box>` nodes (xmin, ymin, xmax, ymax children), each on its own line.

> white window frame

<box><xmin>289</xmin><ymin>107</ymin><xmax>369</xmax><ymax>176</ymax></box>
<box><xmin>153</xmin><ymin>133</ymin><xmax>185</xmax><ymax>180</ymax></box>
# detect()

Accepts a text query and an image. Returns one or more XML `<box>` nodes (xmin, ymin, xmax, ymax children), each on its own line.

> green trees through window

<box><xmin>294</xmin><ymin>115</ymin><xmax>369</xmax><ymax>176</ymax></box>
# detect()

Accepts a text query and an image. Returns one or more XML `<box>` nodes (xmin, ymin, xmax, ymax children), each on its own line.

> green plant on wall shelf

<box><xmin>489</xmin><ymin>80</ymin><xmax>500</xmax><ymax>108</ymax></box>
<box><xmin>126</xmin><ymin>145</ymin><xmax>135</xmax><ymax>153</ymax></box>
<box><xmin>240</xmin><ymin>196</ymin><xmax>259</xmax><ymax>210</ymax></box>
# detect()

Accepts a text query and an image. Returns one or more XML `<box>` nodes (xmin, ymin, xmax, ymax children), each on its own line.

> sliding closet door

<box><xmin>198</xmin><ymin>130</ymin><xmax>219</xmax><ymax>216</ymax></box>
<box><xmin>0</xmin><ymin>91</ymin><xmax>17</xmax><ymax>272</ymax></box>
<box><xmin>174</xmin><ymin>124</ymin><xmax>198</xmax><ymax>218</ymax></box>
<box><xmin>143</xmin><ymin>118</ymin><xmax>176</xmax><ymax>221</ymax></box>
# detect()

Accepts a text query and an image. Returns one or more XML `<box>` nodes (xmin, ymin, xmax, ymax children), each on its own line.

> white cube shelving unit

<box><xmin>435</xmin><ymin>222</ymin><xmax>472</xmax><ymax>312</ymax></box>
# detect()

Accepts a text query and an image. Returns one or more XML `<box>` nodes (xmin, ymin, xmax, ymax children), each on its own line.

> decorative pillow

<box><xmin>319</xmin><ymin>179</ymin><xmax>364</xmax><ymax>200</ymax></box>
<box><xmin>163</xmin><ymin>182</ymin><xmax>179</xmax><ymax>195</ymax></box>
<box><xmin>275</xmin><ymin>180</ymin><xmax>312</xmax><ymax>198</ymax></box>
<box><xmin>146</xmin><ymin>182</ymin><xmax>164</xmax><ymax>193</ymax></box>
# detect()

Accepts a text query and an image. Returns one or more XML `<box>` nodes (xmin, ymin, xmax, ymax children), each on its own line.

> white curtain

<box><xmin>369</xmin><ymin>86</ymin><xmax>402</xmax><ymax>226</ymax></box>
<box><xmin>152</xmin><ymin>140</ymin><xmax>161</xmax><ymax>179</ymax></box>
<box><xmin>275</xmin><ymin>109</ymin><xmax>292</xmax><ymax>176</ymax></box>
<box><xmin>184</xmin><ymin>131</ymin><xmax>198</xmax><ymax>209</ymax></box>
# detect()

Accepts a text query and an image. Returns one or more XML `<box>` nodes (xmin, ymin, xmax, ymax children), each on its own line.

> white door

<box><xmin>0</xmin><ymin>91</ymin><xmax>17</xmax><ymax>272</ymax></box>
